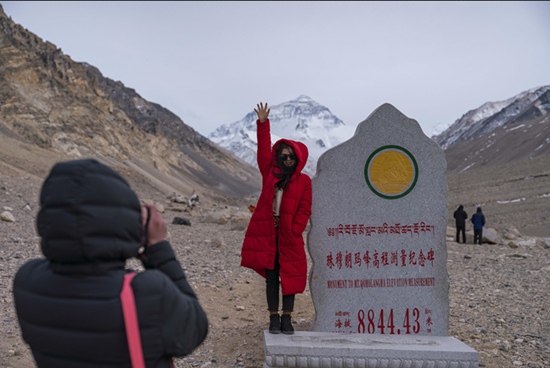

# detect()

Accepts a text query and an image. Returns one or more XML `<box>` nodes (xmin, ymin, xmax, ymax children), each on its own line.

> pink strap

<box><xmin>121</xmin><ymin>273</ymin><xmax>146</xmax><ymax>368</ymax></box>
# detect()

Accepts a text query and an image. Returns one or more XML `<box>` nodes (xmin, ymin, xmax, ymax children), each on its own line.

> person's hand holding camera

<box><xmin>141</xmin><ymin>204</ymin><xmax>167</xmax><ymax>247</ymax></box>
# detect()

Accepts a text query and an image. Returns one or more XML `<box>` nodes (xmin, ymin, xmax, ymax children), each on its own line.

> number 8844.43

<box><xmin>357</xmin><ymin>308</ymin><xmax>422</xmax><ymax>335</ymax></box>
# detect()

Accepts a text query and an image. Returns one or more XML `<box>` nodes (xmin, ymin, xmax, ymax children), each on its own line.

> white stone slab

<box><xmin>264</xmin><ymin>330</ymin><xmax>479</xmax><ymax>368</ymax></box>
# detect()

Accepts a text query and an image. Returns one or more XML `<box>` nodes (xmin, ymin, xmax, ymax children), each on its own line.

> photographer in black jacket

<box><xmin>13</xmin><ymin>159</ymin><xmax>208</xmax><ymax>368</ymax></box>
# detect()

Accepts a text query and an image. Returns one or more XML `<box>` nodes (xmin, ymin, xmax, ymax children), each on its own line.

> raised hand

<box><xmin>254</xmin><ymin>102</ymin><xmax>270</xmax><ymax>123</ymax></box>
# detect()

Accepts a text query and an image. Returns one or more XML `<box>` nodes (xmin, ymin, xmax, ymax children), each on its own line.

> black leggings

<box><xmin>265</xmin><ymin>250</ymin><xmax>295</xmax><ymax>312</ymax></box>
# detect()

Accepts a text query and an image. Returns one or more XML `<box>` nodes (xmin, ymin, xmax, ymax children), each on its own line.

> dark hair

<box><xmin>273</xmin><ymin>143</ymin><xmax>297</xmax><ymax>189</ymax></box>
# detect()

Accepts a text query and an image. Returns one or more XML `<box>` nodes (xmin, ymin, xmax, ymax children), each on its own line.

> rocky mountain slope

<box><xmin>443</xmin><ymin>112</ymin><xmax>549</xmax><ymax>174</ymax></box>
<box><xmin>446</xmin><ymin>154</ymin><xmax>550</xmax><ymax>237</ymax></box>
<box><xmin>433</xmin><ymin>86</ymin><xmax>550</xmax><ymax>150</ymax></box>
<box><xmin>433</xmin><ymin>86</ymin><xmax>550</xmax><ymax>174</ymax></box>
<box><xmin>430</xmin><ymin>86</ymin><xmax>550</xmax><ymax>237</ymax></box>
<box><xmin>0</xmin><ymin>4</ymin><xmax>261</xmax><ymax>203</ymax></box>
<box><xmin>208</xmin><ymin>95</ymin><xmax>355</xmax><ymax>176</ymax></box>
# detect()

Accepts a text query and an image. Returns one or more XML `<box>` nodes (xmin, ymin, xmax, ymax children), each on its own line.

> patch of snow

<box><xmin>459</xmin><ymin>163</ymin><xmax>475</xmax><ymax>173</ymax></box>
<box><xmin>497</xmin><ymin>198</ymin><xmax>526</xmax><ymax>204</ymax></box>
<box><xmin>506</xmin><ymin>124</ymin><xmax>525</xmax><ymax>132</ymax></box>
<box><xmin>430</xmin><ymin>122</ymin><xmax>450</xmax><ymax>136</ymax></box>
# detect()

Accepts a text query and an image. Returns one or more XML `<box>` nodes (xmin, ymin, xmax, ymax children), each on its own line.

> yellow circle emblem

<box><xmin>365</xmin><ymin>146</ymin><xmax>418</xmax><ymax>199</ymax></box>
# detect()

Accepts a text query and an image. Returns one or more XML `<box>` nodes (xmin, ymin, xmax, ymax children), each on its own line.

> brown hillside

<box><xmin>0</xmin><ymin>4</ymin><xmax>261</xmax><ymax>203</ymax></box>
<box><xmin>444</xmin><ymin>114</ymin><xmax>550</xmax><ymax>174</ymax></box>
<box><xmin>446</xmin><ymin>154</ymin><xmax>550</xmax><ymax>237</ymax></box>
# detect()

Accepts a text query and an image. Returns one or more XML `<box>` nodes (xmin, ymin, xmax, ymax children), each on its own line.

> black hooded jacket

<box><xmin>453</xmin><ymin>205</ymin><xmax>468</xmax><ymax>228</ymax></box>
<box><xmin>13</xmin><ymin>159</ymin><xmax>208</xmax><ymax>368</ymax></box>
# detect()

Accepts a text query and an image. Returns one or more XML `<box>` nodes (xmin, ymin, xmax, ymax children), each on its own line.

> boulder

<box><xmin>482</xmin><ymin>228</ymin><xmax>502</xmax><ymax>244</ymax></box>
<box><xmin>155</xmin><ymin>203</ymin><xmax>165</xmax><ymax>213</ymax></box>
<box><xmin>230</xmin><ymin>212</ymin><xmax>251</xmax><ymax>231</ymax></box>
<box><xmin>506</xmin><ymin>240</ymin><xmax>519</xmax><ymax>249</ymax></box>
<box><xmin>516</xmin><ymin>238</ymin><xmax>537</xmax><ymax>247</ymax></box>
<box><xmin>172</xmin><ymin>217</ymin><xmax>191</xmax><ymax>226</ymax></box>
<box><xmin>1</xmin><ymin>211</ymin><xmax>15</xmax><ymax>222</ymax></box>
<box><xmin>503</xmin><ymin>226</ymin><xmax>522</xmax><ymax>240</ymax></box>
<box><xmin>201</xmin><ymin>209</ymin><xmax>231</xmax><ymax>225</ymax></box>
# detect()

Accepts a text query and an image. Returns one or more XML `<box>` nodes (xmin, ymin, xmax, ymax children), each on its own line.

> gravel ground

<box><xmin>1</xmin><ymin>173</ymin><xmax>549</xmax><ymax>368</ymax></box>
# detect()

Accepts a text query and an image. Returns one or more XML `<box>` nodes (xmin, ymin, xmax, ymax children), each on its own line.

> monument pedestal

<box><xmin>264</xmin><ymin>331</ymin><xmax>478</xmax><ymax>368</ymax></box>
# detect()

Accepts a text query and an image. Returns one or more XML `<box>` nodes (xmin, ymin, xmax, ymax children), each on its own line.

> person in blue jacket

<box><xmin>13</xmin><ymin>159</ymin><xmax>208</xmax><ymax>368</ymax></box>
<box><xmin>471</xmin><ymin>206</ymin><xmax>486</xmax><ymax>245</ymax></box>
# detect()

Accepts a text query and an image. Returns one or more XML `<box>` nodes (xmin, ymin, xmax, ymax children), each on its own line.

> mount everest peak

<box><xmin>208</xmin><ymin>95</ymin><xmax>354</xmax><ymax>176</ymax></box>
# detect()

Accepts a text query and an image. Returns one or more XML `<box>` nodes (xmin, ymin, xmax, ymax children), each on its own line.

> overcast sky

<box><xmin>3</xmin><ymin>1</ymin><xmax>550</xmax><ymax>137</ymax></box>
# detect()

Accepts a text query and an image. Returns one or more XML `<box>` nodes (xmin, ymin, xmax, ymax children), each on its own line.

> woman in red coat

<box><xmin>241</xmin><ymin>102</ymin><xmax>312</xmax><ymax>335</ymax></box>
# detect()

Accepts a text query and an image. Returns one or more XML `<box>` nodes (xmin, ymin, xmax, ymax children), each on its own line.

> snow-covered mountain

<box><xmin>432</xmin><ymin>85</ymin><xmax>550</xmax><ymax>149</ymax></box>
<box><xmin>434</xmin><ymin>85</ymin><xmax>550</xmax><ymax>173</ymax></box>
<box><xmin>208</xmin><ymin>95</ymin><xmax>355</xmax><ymax>176</ymax></box>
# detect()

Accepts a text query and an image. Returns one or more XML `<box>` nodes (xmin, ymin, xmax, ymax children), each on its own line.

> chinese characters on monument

<box><xmin>308</xmin><ymin>104</ymin><xmax>449</xmax><ymax>336</ymax></box>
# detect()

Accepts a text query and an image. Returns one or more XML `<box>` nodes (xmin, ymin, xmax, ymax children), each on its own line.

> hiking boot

<box><xmin>281</xmin><ymin>314</ymin><xmax>294</xmax><ymax>335</ymax></box>
<box><xmin>269</xmin><ymin>314</ymin><xmax>281</xmax><ymax>334</ymax></box>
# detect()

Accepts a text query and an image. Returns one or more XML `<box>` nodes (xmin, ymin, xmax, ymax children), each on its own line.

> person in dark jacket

<box><xmin>13</xmin><ymin>159</ymin><xmax>208</xmax><ymax>368</ymax></box>
<box><xmin>471</xmin><ymin>206</ymin><xmax>486</xmax><ymax>245</ymax></box>
<box><xmin>453</xmin><ymin>204</ymin><xmax>468</xmax><ymax>243</ymax></box>
<box><xmin>241</xmin><ymin>102</ymin><xmax>312</xmax><ymax>335</ymax></box>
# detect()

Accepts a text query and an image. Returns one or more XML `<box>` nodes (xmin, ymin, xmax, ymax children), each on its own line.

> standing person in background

<box><xmin>453</xmin><ymin>204</ymin><xmax>468</xmax><ymax>243</ymax></box>
<box><xmin>471</xmin><ymin>206</ymin><xmax>486</xmax><ymax>245</ymax></box>
<box><xmin>13</xmin><ymin>159</ymin><xmax>208</xmax><ymax>368</ymax></box>
<box><xmin>241</xmin><ymin>102</ymin><xmax>312</xmax><ymax>335</ymax></box>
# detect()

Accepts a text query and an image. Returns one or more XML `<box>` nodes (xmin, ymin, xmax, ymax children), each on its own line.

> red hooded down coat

<box><xmin>240</xmin><ymin>119</ymin><xmax>312</xmax><ymax>295</ymax></box>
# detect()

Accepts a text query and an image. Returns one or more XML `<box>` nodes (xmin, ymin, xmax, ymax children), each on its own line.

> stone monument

<box><xmin>263</xmin><ymin>104</ymin><xmax>478</xmax><ymax>367</ymax></box>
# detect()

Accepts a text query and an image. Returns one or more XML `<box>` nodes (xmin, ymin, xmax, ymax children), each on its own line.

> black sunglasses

<box><xmin>279</xmin><ymin>153</ymin><xmax>297</xmax><ymax>161</ymax></box>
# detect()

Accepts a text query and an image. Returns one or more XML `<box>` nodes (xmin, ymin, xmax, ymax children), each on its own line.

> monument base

<box><xmin>264</xmin><ymin>330</ymin><xmax>478</xmax><ymax>368</ymax></box>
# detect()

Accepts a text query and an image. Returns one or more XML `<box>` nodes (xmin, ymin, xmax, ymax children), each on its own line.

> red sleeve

<box><xmin>256</xmin><ymin>119</ymin><xmax>273</xmax><ymax>177</ymax></box>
